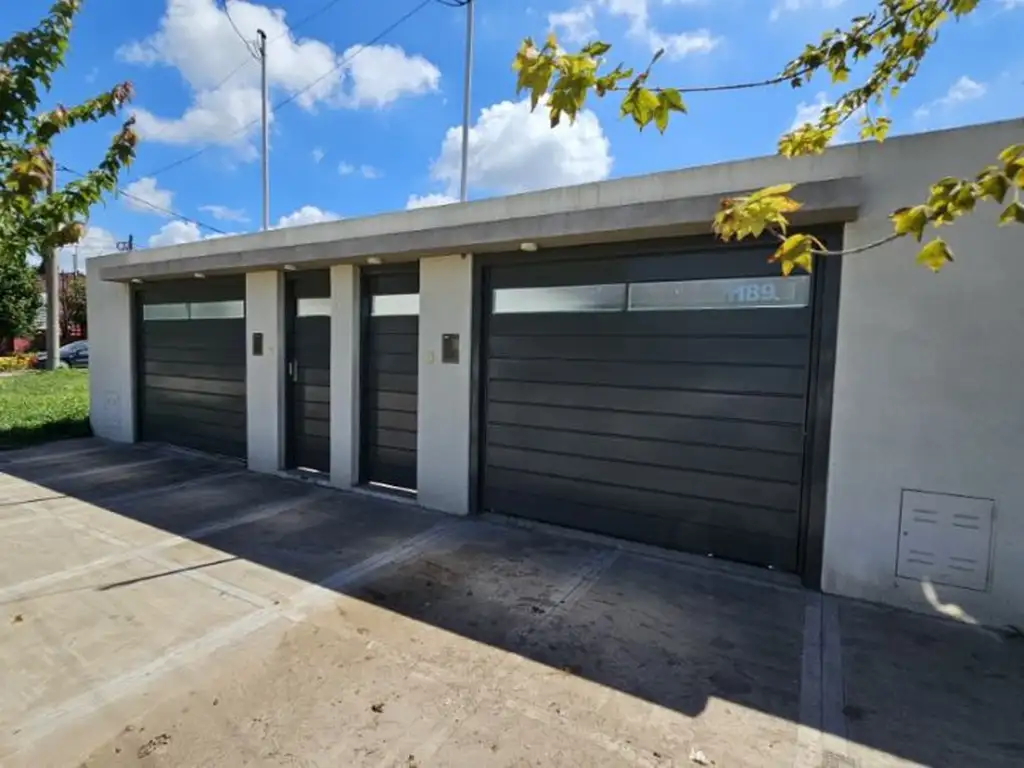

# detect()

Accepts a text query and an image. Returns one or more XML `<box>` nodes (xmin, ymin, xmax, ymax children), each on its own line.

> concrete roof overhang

<box><xmin>94</xmin><ymin>174</ymin><xmax>861</xmax><ymax>283</ymax></box>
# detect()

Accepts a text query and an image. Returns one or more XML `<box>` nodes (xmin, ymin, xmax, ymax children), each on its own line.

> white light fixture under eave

<box><xmin>283</xmin><ymin>264</ymin><xmax>296</xmax><ymax>271</ymax></box>
<box><xmin>130</xmin><ymin>278</ymin><xmax>142</xmax><ymax>284</ymax></box>
<box><xmin>519</xmin><ymin>242</ymin><xmax>539</xmax><ymax>252</ymax></box>
<box><xmin>193</xmin><ymin>272</ymin><xmax>205</xmax><ymax>279</ymax></box>
<box><xmin>366</xmin><ymin>256</ymin><xmax>382</xmax><ymax>265</ymax></box>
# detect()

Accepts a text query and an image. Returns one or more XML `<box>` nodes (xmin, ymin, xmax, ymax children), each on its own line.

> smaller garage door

<box><xmin>136</xmin><ymin>277</ymin><xmax>247</xmax><ymax>458</ymax></box>
<box><xmin>360</xmin><ymin>267</ymin><xmax>419</xmax><ymax>491</ymax></box>
<box><xmin>286</xmin><ymin>271</ymin><xmax>331</xmax><ymax>473</ymax></box>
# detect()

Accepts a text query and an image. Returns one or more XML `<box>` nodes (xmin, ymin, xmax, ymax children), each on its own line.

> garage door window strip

<box><xmin>371</xmin><ymin>293</ymin><xmax>419</xmax><ymax>317</ymax></box>
<box><xmin>493</xmin><ymin>276</ymin><xmax>811</xmax><ymax>315</ymax></box>
<box><xmin>296</xmin><ymin>297</ymin><xmax>332</xmax><ymax>317</ymax></box>
<box><xmin>143</xmin><ymin>301</ymin><xmax>246</xmax><ymax>321</ymax></box>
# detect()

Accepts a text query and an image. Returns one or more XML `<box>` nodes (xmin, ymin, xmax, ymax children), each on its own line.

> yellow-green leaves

<box><xmin>714</xmin><ymin>184</ymin><xmax>803</xmax><ymax>244</ymax></box>
<box><xmin>620</xmin><ymin>86</ymin><xmax>659</xmax><ymax>129</ymax></box>
<box><xmin>858</xmin><ymin>114</ymin><xmax>892</xmax><ymax>142</ymax></box>
<box><xmin>771</xmin><ymin>233</ymin><xmax>823</xmax><ymax>276</ymax></box>
<box><xmin>999</xmin><ymin>201</ymin><xmax>1024</xmax><ymax>226</ymax></box>
<box><xmin>891</xmin><ymin>205</ymin><xmax>930</xmax><ymax>241</ymax></box>
<box><xmin>916</xmin><ymin>238</ymin><xmax>954</xmax><ymax>272</ymax></box>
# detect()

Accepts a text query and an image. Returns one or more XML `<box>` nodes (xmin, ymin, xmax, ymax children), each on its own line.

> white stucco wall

<box><xmin>330</xmin><ymin>264</ymin><xmax>360</xmax><ymax>488</ymax></box>
<box><xmin>417</xmin><ymin>254</ymin><xmax>474</xmax><ymax>515</ymax></box>
<box><xmin>86</xmin><ymin>270</ymin><xmax>135</xmax><ymax>443</ymax></box>
<box><xmin>245</xmin><ymin>271</ymin><xmax>285</xmax><ymax>473</ymax></box>
<box><xmin>819</xmin><ymin>122</ymin><xmax>1024</xmax><ymax>627</ymax></box>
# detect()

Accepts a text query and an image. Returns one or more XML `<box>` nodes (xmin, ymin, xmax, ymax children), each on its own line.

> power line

<box><xmin>134</xmin><ymin>0</ymin><xmax>439</xmax><ymax>181</ymax></box>
<box><xmin>224</xmin><ymin>0</ymin><xmax>261</xmax><ymax>59</ymax></box>
<box><xmin>56</xmin><ymin>165</ymin><xmax>228</xmax><ymax>236</ymax></box>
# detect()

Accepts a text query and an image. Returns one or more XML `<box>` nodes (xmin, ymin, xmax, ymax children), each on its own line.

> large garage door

<box><xmin>136</xmin><ymin>277</ymin><xmax>247</xmax><ymax>459</ymax></box>
<box><xmin>360</xmin><ymin>267</ymin><xmax>419</xmax><ymax>491</ymax></box>
<box><xmin>480</xmin><ymin>244</ymin><xmax>819</xmax><ymax>572</ymax></box>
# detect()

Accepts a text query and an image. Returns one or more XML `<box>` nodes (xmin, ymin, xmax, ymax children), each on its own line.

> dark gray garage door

<box><xmin>286</xmin><ymin>270</ymin><xmax>330</xmax><ymax>473</ymax></box>
<box><xmin>360</xmin><ymin>267</ymin><xmax>419</xmax><ymax>491</ymax></box>
<box><xmin>480</xmin><ymin>244</ymin><xmax>818</xmax><ymax>572</ymax></box>
<box><xmin>136</xmin><ymin>277</ymin><xmax>247</xmax><ymax>459</ymax></box>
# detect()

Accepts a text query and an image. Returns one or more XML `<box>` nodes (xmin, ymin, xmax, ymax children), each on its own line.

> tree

<box><xmin>513</xmin><ymin>0</ymin><xmax>1022</xmax><ymax>275</ymax></box>
<box><xmin>1</xmin><ymin>0</ymin><xmax>136</xmax><ymax>296</ymax></box>
<box><xmin>0</xmin><ymin>249</ymin><xmax>41</xmax><ymax>344</ymax></box>
<box><xmin>59</xmin><ymin>272</ymin><xmax>86</xmax><ymax>339</ymax></box>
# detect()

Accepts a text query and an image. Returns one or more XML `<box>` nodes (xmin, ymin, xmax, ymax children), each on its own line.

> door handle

<box><xmin>288</xmin><ymin>361</ymin><xmax>298</xmax><ymax>382</ymax></box>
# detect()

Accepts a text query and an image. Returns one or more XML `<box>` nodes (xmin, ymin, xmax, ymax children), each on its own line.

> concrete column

<box><xmin>330</xmin><ymin>264</ymin><xmax>361</xmax><ymax>488</ymax></box>
<box><xmin>86</xmin><ymin>272</ymin><xmax>135</xmax><ymax>443</ymax></box>
<box><xmin>245</xmin><ymin>271</ymin><xmax>285</xmax><ymax>473</ymax></box>
<box><xmin>417</xmin><ymin>254</ymin><xmax>474</xmax><ymax>515</ymax></box>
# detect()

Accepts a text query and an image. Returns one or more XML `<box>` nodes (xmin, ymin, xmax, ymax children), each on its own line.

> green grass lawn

<box><xmin>0</xmin><ymin>369</ymin><xmax>91</xmax><ymax>449</ymax></box>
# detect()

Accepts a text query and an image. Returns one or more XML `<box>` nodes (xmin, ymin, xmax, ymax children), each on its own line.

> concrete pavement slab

<box><xmin>3</xmin><ymin>439</ymin><xmax>1023</xmax><ymax>768</ymax></box>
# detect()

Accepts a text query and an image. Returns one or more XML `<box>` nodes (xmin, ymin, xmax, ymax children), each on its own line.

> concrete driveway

<box><xmin>1</xmin><ymin>440</ymin><xmax>1021</xmax><ymax>768</ymax></box>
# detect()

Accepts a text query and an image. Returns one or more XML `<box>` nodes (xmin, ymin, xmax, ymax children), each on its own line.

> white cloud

<box><xmin>121</xmin><ymin>177</ymin><xmax>174</xmax><ymax>215</ymax></box>
<box><xmin>914</xmin><ymin>76</ymin><xmax>987</xmax><ymax>120</ymax></box>
<box><xmin>119</xmin><ymin>0</ymin><xmax>440</xmax><ymax>152</ymax></box>
<box><xmin>648</xmin><ymin>29</ymin><xmax>720</xmax><ymax>59</ymax></box>
<box><xmin>550</xmin><ymin>1</ymin><xmax>720</xmax><ymax>59</ymax></box>
<box><xmin>549</xmin><ymin>5</ymin><xmax>598</xmax><ymax>44</ymax></box>
<box><xmin>58</xmin><ymin>226</ymin><xmax>119</xmax><ymax>271</ymax></box>
<box><xmin>1001</xmin><ymin>0</ymin><xmax>1024</xmax><ymax>7</ymax></box>
<box><xmin>770</xmin><ymin>0</ymin><xmax>845</xmax><ymax>22</ymax></box>
<box><xmin>789</xmin><ymin>91</ymin><xmax>864</xmax><ymax>144</ymax></box>
<box><xmin>276</xmin><ymin>205</ymin><xmax>340</xmax><ymax>228</ymax></box>
<box><xmin>311</xmin><ymin>147</ymin><xmax>325</xmax><ymax>163</ymax></box>
<box><xmin>199</xmin><ymin>204</ymin><xmax>249</xmax><ymax>222</ymax></box>
<box><xmin>336</xmin><ymin>44</ymin><xmax>440</xmax><ymax>109</ymax></box>
<box><xmin>430</xmin><ymin>97</ymin><xmax>612</xmax><ymax>197</ymax></box>
<box><xmin>406</xmin><ymin>193</ymin><xmax>458</xmax><ymax>210</ymax></box>
<box><xmin>338</xmin><ymin>162</ymin><xmax>381</xmax><ymax>179</ymax></box>
<box><xmin>148</xmin><ymin>220</ymin><xmax>203</xmax><ymax>247</ymax></box>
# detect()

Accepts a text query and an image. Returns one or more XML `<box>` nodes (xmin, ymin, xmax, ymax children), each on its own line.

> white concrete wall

<box><xmin>417</xmin><ymin>254</ymin><xmax>474</xmax><ymax>515</ymax></box>
<box><xmin>245</xmin><ymin>271</ymin><xmax>285</xmax><ymax>473</ymax></box>
<box><xmin>330</xmin><ymin>264</ymin><xmax>361</xmax><ymax>488</ymax></box>
<box><xmin>820</xmin><ymin>121</ymin><xmax>1024</xmax><ymax>626</ymax></box>
<box><xmin>86</xmin><ymin>271</ymin><xmax>135</xmax><ymax>443</ymax></box>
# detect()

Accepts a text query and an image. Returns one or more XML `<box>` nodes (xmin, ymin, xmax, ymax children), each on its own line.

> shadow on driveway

<box><xmin>3</xmin><ymin>439</ymin><xmax>1022</xmax><ymax>767</ymax></box>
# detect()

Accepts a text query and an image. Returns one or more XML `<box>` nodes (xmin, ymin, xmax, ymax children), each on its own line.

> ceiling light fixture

<box><xmin>366</xmin><ymin>256</ymin><xmax>382</xmax><ymax>265</ymax></box>
<box><xmin>282</xmin><ymin>264</ymin><xmax>296</xmax><ymax>271</ymax></box>
<box><xmin>519</xmin><ymin>242</ymin><xmax>539</xmax><ymax>252</ymax></box>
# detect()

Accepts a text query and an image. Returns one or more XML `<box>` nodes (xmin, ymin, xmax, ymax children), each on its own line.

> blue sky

<box><xmin>4</xmin><ymin>0</ymin><xmax>1022</xmax><ymax>268</ymax></box>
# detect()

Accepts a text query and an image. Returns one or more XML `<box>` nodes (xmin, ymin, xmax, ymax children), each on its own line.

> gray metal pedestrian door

<box><xmin>286</xmin><ymin>270</ymin><xmax>331</xmax><ymax>474</ymax></box>
<box><xmin>135</xmin><ymin>277</ymin><xmax>247</xmax><ymax>459</ymax></box>
<box><xmin>360</xmin><ymin>267</ymin><xmax>419</xmax><ymax>492</ymax></box>
<box><xmin>479</xmin><ymin>242</ymin><xmax>821</xmax><ymax>572</ymax></box>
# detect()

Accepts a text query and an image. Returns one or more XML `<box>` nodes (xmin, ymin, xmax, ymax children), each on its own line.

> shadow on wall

<box><xmin>4</xmin><ymin>443</ymin><xmax>1024</xmax><ymax>767</ymax></box>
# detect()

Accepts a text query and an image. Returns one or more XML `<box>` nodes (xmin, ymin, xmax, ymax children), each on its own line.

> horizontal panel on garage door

<box><xmin>361</xmin><ymin>268</ymin><xmax>419</xmax><ymax>491</ymax></box>
<box><xmin>136</xmin><ymin>277</ymin><xmax>247</xmax><ymax>459</ymax></box>
<box><xmin>480</xmin><ymin>245</ymin><xmax>815</xmax><ymax>572</ymax></box>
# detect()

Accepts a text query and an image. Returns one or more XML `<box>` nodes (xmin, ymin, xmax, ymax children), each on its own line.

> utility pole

<box><xmin>258</xmin><ymin>28</ymin><xmax>270</xmax><ymax>230</ymax></box>
<box><xmin>459</xmin><ymin>0</ymin><xmax>474</xmax><ymax>203</ymax></box>
<box><xmin>45</xmin><ymin>160</ymin><xmax>60</xmax><ymax>371</ymax></box>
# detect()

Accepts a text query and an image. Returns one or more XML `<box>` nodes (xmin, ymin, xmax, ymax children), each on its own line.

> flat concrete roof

<box><xmin>89</xmin><ymin>118</ymin><xmax>1024</xmax><ymax>282</ymax></box>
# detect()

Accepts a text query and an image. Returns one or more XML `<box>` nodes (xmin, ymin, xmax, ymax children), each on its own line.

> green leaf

<box><xmin>890</xmin><ymin>205</ymin><xmax>929</xmax><ymax>241</ymax></box>
<box><xmin>916</xmin><ymin>238</ymin><xmax>954</xmax><ymax>272</ymax></box>
<box><xmin>998</xmin><ymin>144</ymin><xmax>1024</xmax><ymax>165</ymax></box>
<box><xmin>659</xmin><ymin>88</ymin><xmax>686</xmax><ymax>113</ymax></box>
<box><xmin>998</xmin><ymin>201</ymin><xmax>1024</xmax><ymax>226</ymax></box>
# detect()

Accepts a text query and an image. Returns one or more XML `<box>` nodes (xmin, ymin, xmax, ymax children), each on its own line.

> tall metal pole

<box><xmin>458</xmin><ymin>0</ymin><xmax>474</xmax><ymax>203</ymax></box>
<box><xmin>258</xmin><ymin>28</ymin><xmax>270</xmax><ymax>230</ymax></box>
<box><xmin>45</xmin><ymin>160</ymin><xmax>60</xmax><ymax>370</ymax></box>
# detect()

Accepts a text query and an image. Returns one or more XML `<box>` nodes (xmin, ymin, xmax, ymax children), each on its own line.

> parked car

<box><xmin>33</xmin><ymin>340</ymin><xmax>89</xmax><ymax>369</ymax></box>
